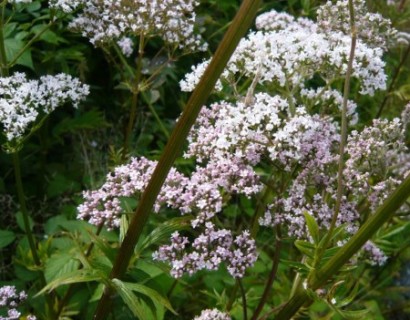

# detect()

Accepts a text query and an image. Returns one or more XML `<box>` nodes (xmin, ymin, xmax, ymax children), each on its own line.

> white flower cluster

<box><xmin>259</xmin><ymin>115</ymin><xmax>408</xmax><ymax>238</ymax></box>
<box><xmin>48</xmin><ymin>0</ymin><xmax>83</xmax><ymax>13</ymax></box>
<box><xmin>300</xmin><ymin>88</ymin><xmax>359</xmax><ymax>125</ymax></box>
<box><xmin>186</xmin><ymin>93</ymin><xmax>340</xmax><ymax>171</ymax></box>
<box><xmin>0</xmin><ymin>286</ymin><xmax>36</xmax><ymax>320</ymax></box>
<box><xmin>0</xmin><ymin>72</ymin><xmax>89</xmax><ymax>142</ymax></box>
<box><xmin>344</xmin><ymin>118</ymin><xmax>408</xmax><ymax>210</ymax></box>
<box><xmin>317</xmin><ymin>0</ymin><xmax>396</xmax><ymax>49</ymax></box>
<box><xmin>193</xmin><ymin>309</ymin><xmax>231</xmax><ymax>320</ymax></box>
<box><xmin>181</xmin><ymin>8</ymin><xmax>387</xmax><ymax>96</ymax></box>
<box><xmin>65</xmin><ymin>0</ymin><xmax>207</xmax><ymax>55</ymax></box>
<box><xmin>8</xmin><ymin>0</ymin><xmax>32</xmax><ymax>3</ymax></box>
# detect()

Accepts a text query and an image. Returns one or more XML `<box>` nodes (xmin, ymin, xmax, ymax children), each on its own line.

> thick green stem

<box><xmin>93</xmin><ymin>1</ymin><xmax>262</xmax><ymax>318</ymax></box>
<box><xmin>276</xmin><ymin>174</ymin><xmax>410</xmax><ymax>319</ymax></box>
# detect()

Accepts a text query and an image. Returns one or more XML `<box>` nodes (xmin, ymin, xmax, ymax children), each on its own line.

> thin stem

<box><xmin>166</xmin><ymin>279</ymin><xmax>178</xmax><ymax>298</ymax></box>
<box><xmin>141</xmin><ymin>91</ymin><xmax>170</xmax><ymax>139</ymax></box>
<box><xmin>375</xmin><ymin>43</ymin><xmax>410</xmax><ymax>119</ymax></box>
<box><xmin>123</xmin><ymin>34</ymin><xmax>145</xmax><ymax>159</ymax></box>
<box><xmin>317</xmin><ymin>0</ymin><xmax>357</xmax><ymax>257</ymax></box>
<box><xmin>226</xmin><ymin>284</ymin><xmax>239</xmax><ymax>312</ymax></box>
<box><xmin>251</xmin><ymin>226</ymin><xmax>282</xmax><ymax>320</ymax></box>
<box><xmin>250</xmin><ymin>180</ymin><xmax>275</xmax><ymax>238</ymax></box>
<box><xmin>93</xmin><ymin>1</ymin><xmax>262</xmax><ymax>318</ymax></box>
<box><xmin>13</xmin><ymin>152</ymin><xmax>56</xmax><ymax>318</ymax></box>
<box><xmin>227</xmin><ymin>175</ymin><xmax>275</xmax><ymax>311</ymax></box>
<box><xmin>238</xmin><ymin>279</ymin><xmax>248</xmax><ymax>320</ymax></box>
<box><xmin>13</xmin><ymin>152</ymin><xmax>40</xmax><ymax>265</ymax></box>
<box><xmin>0</xmin><ymin>1</ymin><xmax>9</xmax><ymax>77</ymax></box>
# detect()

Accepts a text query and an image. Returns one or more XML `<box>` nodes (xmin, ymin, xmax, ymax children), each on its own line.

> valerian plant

<box><xmin>1</xmin><ymin>0</ymin><xmax>410</xmax><ymax>319</ymax></box>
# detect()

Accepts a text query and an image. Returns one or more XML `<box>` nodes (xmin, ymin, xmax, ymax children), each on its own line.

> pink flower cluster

<box><xmin>193</xmin><ymin>308</ymin><xmax>231</xmax><ymax>320</ymax></box>
<box><xmin>153</xmin><ymin>223</ymin><xmax>257</xmax><ymax>278</ymax></box>
<box><xmin>0</xmin><ymin>286</ymin><xmax>36</xmax><ymax>320</ymax></box>
<box><xmin>78</xmin><ymin>156</ymin><xmax>260</xmax><ymax>277</ymax></box>
<box><xmin>78</xmin><ymin>156</ymin><xmax>260</xmax><ymax>230</ymax></box>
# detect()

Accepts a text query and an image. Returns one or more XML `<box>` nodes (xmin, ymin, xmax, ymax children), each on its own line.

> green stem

<box><xmin>123</xmin><ymin>34</ymin><xmax>145</xmax><ymax>159</ymax></box>
<box><xmin>227</xmin><ymin>175</ymin><xmax>275</xmax><ymax>310</ymax></box>
<box><xmin>13</xmin><ymin>152</ymin><xmax>40</xmax><ymax>266</ymax></box>
<box><xmin>92</xmin><ymin>1</ymin><xmax>262</xmax><ymax>318</ymax></box>
<box><xmin>316</xmin><ymin>0</ymin><xmax>357</xmax><ymax>259</ymax></box>
<box><xmin>0</xmin><ymin>1</ymin><xmax>9</xmax><ymax>77</ymax></box>
<box><xmin>141</xmin><ymin>91</ymin><xmax>170</xmax><ymax>139</ymax></box>
<box><xmin>250</xmin><ymin>180</ymin><xmax>275</xmax><ymax>237</ymax></box>
<box><xmin>276</xmin><ymin>174</ymin><xmax>410</xmax><ymax>319</ymax></box>
<box><xmin>238</xmin><ymin>279</ymin><xmax>248</xmax><ymax>320</ymax></box>
<box><xmin>13</xmin><ymin>152</ymin><xmax>56</xmax><ymax>318</ymax></box>
<box><xmin>250</xmin><ymin>226</ymin><xmax>282</xmax><ymax>320</ymax></box>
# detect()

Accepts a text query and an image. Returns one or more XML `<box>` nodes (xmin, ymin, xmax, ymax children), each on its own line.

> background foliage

<box><xmin>1</xmin><ymin>0</ymin><xmax>410</xmax><ymax>319</ymax></box>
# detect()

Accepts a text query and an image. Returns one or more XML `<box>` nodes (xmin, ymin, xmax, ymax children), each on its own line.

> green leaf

<box><xmin>44</xmin><ymin>214</ymin><xmax>69</xmax><ymax>235</ymax></box>
<box><xmin>31</xmin><ymin>24</ymin><xmax>67</xmax><ymax>45</ymax></box>
<box><xmin>111</xmin><ymin>279</ymin><xmax>148</xmax><ymax>319</ymax></box>
<box><xmin>335</xmin><ymin>308</ymin><xmax>369</xmax><ymax>319</ymax></box>
<box><xmin>113</xmin><ymin>278</ymin><xmax>177</xmax><ymax>315</ymax></box>
<box><xmin>120</xmin><ymin>214</ymin><xmax>129</xmax><ymax>244</ymax></box>
<box><xmin>380</xmin><ymin>221</ymin><xmax>410</xmax><ymax>240</ymax></box>
<box><xmin>120</xmin><ymin>196</ymin><xmax>138</xmax><ymax>212</ymax></box>
<box><xmin>0</xmin><ymin>230</ymin><xmax>16</xmax><ymax>248</ymax></box>
<box><xmin>87</xmin><ymin>230</ymin><xmax>117</xmax><ymax>264</ymax></box>
<box><xmin>135</xmin><ymin>216</ymin><xmax>192</xmax><ymax>255</ymax></box>
<box><xmin>280</xmin><ymin>259</ymin><xmax>311</xmax><ymax>274</ymax></box>
<box><xmin>4</xmin><ymin>22</ymin><xmax>18</xmax><ymax>38</ymax></box>
<box><xmin>4</xmin><ymin>38</ymin><xmax>33</xmax><ymax>69</ymax></box>
<box><xmin>46</xmin><ymin>173</ymin><xmax>81</xmax><ymax>198</ymax></box>
<box><xmin>396</xmin><ymin>84</ymin><xmax>410</xmax><ymax>100</ymax></box>
<box><xmin>304</xmin><ymin>211</ymin><xmax>320</xmax><ymax>244</ymax></box>
<box><xmin>295</xmin><ymin>240</ymin><xmax>315</xmax><ymax>258</ymax></box>
<box><xmin>38</xmin><ymin>269</ymin><xmax>104</xmax><ymax>296</ymax></box>
<box><xmin>52</xmin><ymin>110</ymin><xmax>110</xmax><ymax>138</ymax></box>
<box><xmin>45</xmin><ymin>251</ymin><xmax>80</xmax><ymax>283</ymax></box>
<box><xmin>322</xmin><ymin>246</ymin><xmax>342</xmax><ymax>261</ymax></box>
<box><xmin>338</xmin><ymin>282</ymin><xmax>360</xmax><ymax>308</ymax></box>
<box><xmin>26</xmin><ymin>1</ymin><xmax>41</xmax><ymax>12</ymax></box>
